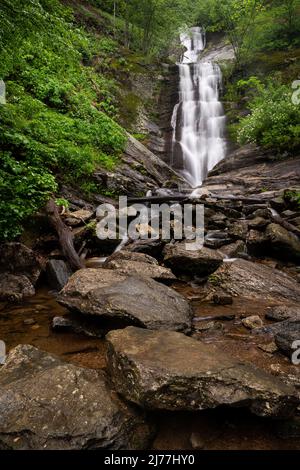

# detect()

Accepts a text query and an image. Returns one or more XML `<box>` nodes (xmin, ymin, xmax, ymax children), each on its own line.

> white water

<box><xmin>171</xmin><ymin>27</ymin><xmax>226</xmax><ymax>188</ymax></box>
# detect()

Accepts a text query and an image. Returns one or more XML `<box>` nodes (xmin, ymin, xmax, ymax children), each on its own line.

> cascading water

<box><xmin>171</xmin><ymin>27</ymin><xmax>226</xmax><ymax>188</ymax></box>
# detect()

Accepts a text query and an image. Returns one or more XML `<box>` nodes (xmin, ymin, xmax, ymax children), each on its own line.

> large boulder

<box><xmin>206</xmin><ymin>259</ymin><xmax>300</xmax><ymax>304</ymax></box>
<box><xmin>103</xmin><ymin>251</ymin><xmax>176</xmax><ymax>282</ymax></box>
<box><xmin>266</xmin><ymin>223</ymin><xmax>300</xmax><ymax>261</ymax></box>
<box><xmin>162</xmin><ymin>242</ymin><xmax>223</xmax><ymax>276</ymax></box>
<box><xmin>0</xmin><ymin>345</ymin><xmax>153</xmax><ymax>450</ymax></box>
<box><xmin>58</xmin><ymin>268</ymin><xmax>192</xmax><ymax>332</ymax></box>
<box><xmin>106</xmin><ymin>327</ymin><xmax>299</xmax><ymax>417</ymax></box>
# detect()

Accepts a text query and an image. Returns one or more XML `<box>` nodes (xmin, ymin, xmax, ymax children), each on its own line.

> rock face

<box><xmin>58</xmin><ymin>268</ymin><xmax>192</xmax><ymax>332</ymax></box>
<box><xmin>0</xmin><ymin>345</ymin><xmax>152</xmax><ymax>450</ymax></box>
<box><xmin>106</xmin><ymin>327</ymin><xmax>298</xmax><ymax>417</ymax></box>
<box><xmin>207</xmin><ymin>259</ymin><xmax>300</xmax><ymax>303</ymax></box>
<box><xmin>163</xmin><ymin>242</ymin><xmax>223</xmax><ymax>276</ymax></box>
<box><xmin>103</xmin><ymin>251</ymin><xmax>175</xmax><ymax>282</ymax></box>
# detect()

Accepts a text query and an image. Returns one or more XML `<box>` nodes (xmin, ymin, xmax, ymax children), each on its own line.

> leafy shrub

<box><xmin>236</xmin><ymin>79</ymin><xmax>300</xmax><ymax>152</ymax></box>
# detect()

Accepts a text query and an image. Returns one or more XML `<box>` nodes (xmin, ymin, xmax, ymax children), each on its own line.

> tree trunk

<box><xmin>45</xmin><ymin>199</ymin><xmax>84</xmax><ymax>271</ymax></box>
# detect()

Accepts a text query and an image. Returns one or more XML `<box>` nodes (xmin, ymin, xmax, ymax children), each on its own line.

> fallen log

<box><xmin>46</xmin><ymin>199</ymin><xmax>84</xmax><ymax>271</ymax></box>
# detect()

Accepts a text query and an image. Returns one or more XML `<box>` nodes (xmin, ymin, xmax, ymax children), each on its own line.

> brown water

<box><xmin>1</xmin><ymin>285</ymin><xmax>299</xmax><ymax>450</ymax></box>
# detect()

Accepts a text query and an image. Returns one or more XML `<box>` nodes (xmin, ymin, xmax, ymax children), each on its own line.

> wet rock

<box><xmin>255</xmin><ymin>318</ymin><xmax>300</xmax><ymax>337</ymax></box>
<box><xmin>228</xmin><ymin>220</ymin><xmax>249</xmax><ymax>241</ymax></box>
<box><xmin>103</xmin><ymin>251</ymin><xmax>176</xmax><ymax>282</ymax></box>
<box><xmin>163</xmin><ymin>242</ymin><xmax>223</xmax><ymax>276</ymax></box>
<box><xmin>242</xmin><ymin>315</ymin><xmax>264</xmax><ymax>330</ymax></box>
<box><xmin>266</xmin><ymin>223</ymin><xmax>300</xmax><ymax>261</ymax></box>
<box><xmin>0</xmin><ymin>274</ymin><xmax>35</xmax><ymax>302</ymax></box>
<box><xmin>126</xmin><ymin>239</ymin><xmax>166</xmax><ymax>258</ymax></box>
<box><xmin>46</xmin><ymin>260</ymin><xmax>72</xmax><ymax>291</ymax></box>
<box><xmin>265</xmin><ymin>305</ymin><xmax>300</xmax><ymax>322</ymax></box>
<box><xmin>248</xmin><ymin>217</ymin><xmax>269</xmax><ymax>230</ymax></box>
<box><xmin>52</xmin><ymin>315</ymin><xmax>105</xmax><ymax>338</ymax></box>
<box><xmin>0</xmin><ymin>243</ymin><xmax>41</xmax><ymax>284</ymax></box>
<box><xmin>258</xmin><ymin>342</ymin><xmax>278</xmax><ymax>354</ymax></box>
<box><xmin>208</xmin><ymin>213</ymin><xmax>228</xmax><ymax>229</ymax></box>
<box><xmin>0</xmin><ymin>345</ymin><xmax>152</xmax><ymax>450</ymax></box>
<box><xmin>58</xmin><ymin>269</ymin><xmax>192</xmax><ymax>332</ymax></box>
<box><xmin>291</xmin><ymin>216</ymin><xmax>300</xmax><ymax>227</ymax></box>
<box><xmin>270</xmin><ymin>196</ymin><xmax>286</xmax><ymax>212</ymax></box>
<box><xmin>219</xmin><ymin>240</ymin><xmax>246</xmax><ymax>259</ymax></box>
<box><xmin>246</xmin><ymin>229</ymin><xmax>269</xmax><ymax>256</ymax></box>
<box><xmin>275</xmin><ymin>321</ymin><xmax>300</xmax><ymax>359</ymax></box>
<box><xmin>207</xmin><ymin>259</ymin><xmax>300</xmax><ymax>304</ymax></box>
<box><xmin>249</xmin><ymin>208</ymin><xmax>271</xmax><ymax>219</ymax></box>
<box><xmin>212</xmin><ymin>292</ymin><xmax>233</xmax><ymax>305</ymax></box>
<box><xmin>194</xmin><ymin>321</ymin><xmax>216</xmax><ymax>331</ymax></box>
<box><xmin>106</xmin><ymin>327</ymin><xmax>299</xmax><ymax>417</ymax></box>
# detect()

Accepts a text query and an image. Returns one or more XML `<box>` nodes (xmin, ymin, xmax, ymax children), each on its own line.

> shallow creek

<box><xmin>1</xmin><ymin>283</ymin><xmax>299</xmax><ymax>450</ymax></box>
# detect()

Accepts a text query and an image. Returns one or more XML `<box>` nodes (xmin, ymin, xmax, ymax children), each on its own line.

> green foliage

<box><xmin>0</xmin><ymin>0</ymin><xmax>126</xmax><ymax>240</ymax></box>
<box><xmin>285</xmin><ymin>190</ymin><xmax>300</xmax><ymax>208</ymax></box>
<box><xmin>0</xmin><ymin>151</ymin><xmax>57</xmax><ymax>239</ymax></box>
<box><xmin>236</xmin><ymin>79</ymin><xmax>300</xmax><ymax>152</ymax></box>
<box><xmin>55</xmin><ymin>198</ymin><xmax>70</xmax><ymax>209</ymax></box>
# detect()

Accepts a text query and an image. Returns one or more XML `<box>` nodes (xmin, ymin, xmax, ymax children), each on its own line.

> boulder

<box><xmin>46</xmin><ymin>260</ymin><xmax>72</xmax><ymax>291</ymax></box>
<box><xmin>228</xmin><ymin>220</ymin><xmax>249</xmax><ymax>241</ymax></box>
<box><xmin>163</xmin><ymin>242</ymin><xmax>223</xmax><ymax>276</ymax></box>
<box><xmin>219</xmin><ymin>240</ymin><xmax>246</xmax><ymax>259</ymax></box>
<box><xmin>265</xmin><ymin>305</ymin><xmax>300</xmax><ymax>322</ymax></box>
<box><xmin>0</xmin><ymin>273</ymin><xmax>35</xmax><ymax>302</ymax></box>
<box><xmin>246</xmin><ymin>229</ymin><xmax>269</xmax><ymax>256</ymax></box>
<box><xmin>126</xmin><ymin>239</ymin><xmax>166</xmax><ymax>258</ymax></box>
<box><xmin>103</xmin><ymin>251</ymin><xmax>175</xmax><ymax>282</ymax></box>
<box><xmin>207</xmin><ymin>259</ymin><xmax>300</xmax><ymax>304</ymax></box>
<box><xmin>242</xmin><ymin>315</ymin><xmax>264</xmax><ymax>330</ymax></box>
<box><xmin>248</xmin><ymin>217</ymin><xmax>269</xmax><ymax>230</ymax></box>
<box><xmin>58</xmin><ymin>268</ymin><xmax>192</xmax><ymax>332</ymax></box>
<box><xmin>266</xmin><ymin>223</ymin><xmax>300</xmax><ymax>261</ymax></box>
<box><xmin>0</xmin><ymin>345</ymin><xmax>153</xmax><ymax>450</ymax></box>
<box><xmin>106</xmin><ymin>327</ymin><xmax>298</xmax><ymax>417</ymax></box>
<box><xmin>0</xmin><ymin>242</ymin><xmax>41</xmax><ymax>284</ymax></box>
<box><xmin>275</xmin><ymin>321</ymin><xmax>300</xmax><ymax>359</ymax></box>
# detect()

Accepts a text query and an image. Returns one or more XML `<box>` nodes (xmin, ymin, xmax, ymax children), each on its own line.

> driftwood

<box><xmin>46</xmin><ymin>199</ymin><xmax>84</xmax><ymax>271</ymax></box>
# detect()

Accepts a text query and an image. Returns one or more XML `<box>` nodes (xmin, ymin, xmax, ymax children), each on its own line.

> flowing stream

<box><xmin>171</xmin><ymin>27</ymin><xmax>226</xmax><ymax>187</ymax></box>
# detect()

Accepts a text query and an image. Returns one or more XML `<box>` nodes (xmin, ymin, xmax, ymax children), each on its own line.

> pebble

<box><xmin>23</xmin><ymin>318</ymin><xmax>36</xmax><ymax>326</ymax></box>
<box><xmin>242</xmin><ymin>315</ymin><xmax>264</xmax><ymax>330</ymax></box>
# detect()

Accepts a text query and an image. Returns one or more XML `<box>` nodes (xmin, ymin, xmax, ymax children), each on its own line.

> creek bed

<box><xmin>1</xmin><ymin>285</ymin><xmax>299</xmax><ymax>450</ymax></box>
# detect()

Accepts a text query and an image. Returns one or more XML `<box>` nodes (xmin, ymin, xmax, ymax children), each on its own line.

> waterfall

<box><xmin>171</xmin><ymin>27</ymin><xmax>226</xmax><ymax>187</ymax></box>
